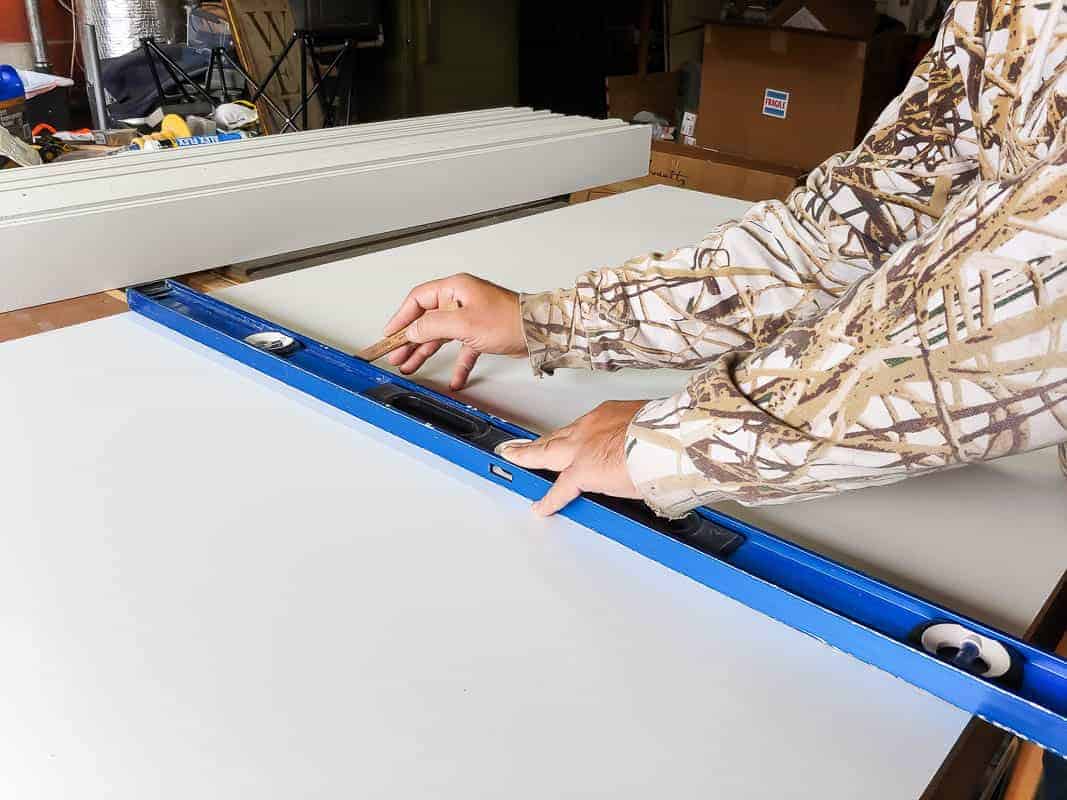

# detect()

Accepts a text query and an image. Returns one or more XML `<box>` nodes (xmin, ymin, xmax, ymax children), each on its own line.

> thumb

<box><xmin>407</xmin><ymin>309</ymin><xmax>467</xmax><ymax>344</ymax></box>
<box><xmin>532</xmin><ymin>470</ymin><xmax>582</xmax><ymax>517</ymax></box>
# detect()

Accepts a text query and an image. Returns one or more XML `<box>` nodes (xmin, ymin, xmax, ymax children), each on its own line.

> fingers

<box><xmin>387</xmin><ymin>343</ymin><xmax>417</xmax><ymax>366</ymax></box>
<box><xmin>501</xmin><ymin>433</ymin><xmax>575</xmax><ymax>473</ymax></box>
<box><xmin>398</xmin><ymin>340</ymin><xmax>445</xmax><ymax>374</ymax></box>
<box><xmin>532</xmin><ymin>470</ymin><xmax>581</xmax><ymax>517</ymax></box>
<box><xmin>451</xmin><ymin>345</ymin><xmax>480</xmax><ymax>390</ymax></box>
<box><xmin>384</xmin><ymin>284</ymin><xmax>435</xmax><ymax>336</ymax></box>
<box><xmin>509</xmin><ymin>433</ymin><xmax>583</xmax><ymax>516</ymax></box>
<box><xmin>384</xmin><ymin>279</ymin><xmax>459</xmax><ymax>336</ymax></box>
<box><xmin>389</xmin><ymin>336</ymin><xmax>477</xmax><ymax>382</ymax></box>
<box><xmin>406</xmin><ymin>309</ymin><xmax>465</xmax><ymax>345</ymax></box>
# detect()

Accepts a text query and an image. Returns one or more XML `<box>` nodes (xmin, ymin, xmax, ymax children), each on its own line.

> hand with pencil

<box><xmin>377</xmin><ymin>273</ymin><xmax>527</xmax><ymax>391</ymax></box>
<box><xmin>377</xmin><ymin>272</ymin><xmax>642</xmax><ymax>517</ymax></box>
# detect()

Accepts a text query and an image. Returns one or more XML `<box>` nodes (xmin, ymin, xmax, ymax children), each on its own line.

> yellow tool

<box><xmin>128</xmin><ymin>114</ymin><xmax>195</xmax><ymax>151</ymax></box>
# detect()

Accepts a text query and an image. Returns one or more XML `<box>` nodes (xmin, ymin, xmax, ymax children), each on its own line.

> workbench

<box><xmin>1</xmin><ymin>186</ymin><xmax>1063</xmax><ymax>798</ymax></box>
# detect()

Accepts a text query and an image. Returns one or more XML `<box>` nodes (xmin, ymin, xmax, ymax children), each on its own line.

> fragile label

<box><xmin>762</xmin><ymin>89</ymin><xmax>789</xmax><ymax>119</ymax></box>
<box><xmin>680</xmin><ymin>111</ymin><xmax>697</xmax><ymax>137</ymax></box>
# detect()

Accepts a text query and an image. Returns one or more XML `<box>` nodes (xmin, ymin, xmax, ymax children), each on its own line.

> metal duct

<box><xmin>77</xmin><ymin>0</ymin><xmax>187</xmax><ymax>59</ymax></box>
<box><xmin>80</xmin><ymin>22</ymin><xmax>108</xmax><ymax>129</ymax></box>
<box><xmin>23</xmin><ymin>0</ymin><xmax>53</xmax><ymax>72</ymax></box>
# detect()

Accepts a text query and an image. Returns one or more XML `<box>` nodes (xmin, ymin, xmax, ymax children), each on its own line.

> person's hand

<box><xmin>501</xmin><ymin>400</ymin><xmax>646</xmax><ymax>516</ymax></box>
<box><xmin>384</xmin><ymin>273</ymin><xmax>526</xmax><ymax>390</ymax></box>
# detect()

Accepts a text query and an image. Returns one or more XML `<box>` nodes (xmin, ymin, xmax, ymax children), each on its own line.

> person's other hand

<box><xmin>384</xmin><ymin>273</ymin><xmax>526</xmax><ymax>390</ymax></box>
<box><xmin>501</xmin><ymin>400</ymin><xmax>646</xmax><ymax>516</ymax></box>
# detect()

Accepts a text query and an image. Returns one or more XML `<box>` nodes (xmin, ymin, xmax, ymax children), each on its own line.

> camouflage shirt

<box><xmin>520</xmin><ymin>0</ymin><xmax>1067</xmax><ymax>517</ymax></box>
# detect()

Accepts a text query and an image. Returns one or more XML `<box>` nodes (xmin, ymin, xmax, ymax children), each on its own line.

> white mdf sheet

<box><xmin>0</xmin><ymin>125</ymin><xmax>649</xmax><ymax>313</ymax></box>
<box><xmin>0</xmin><ymin>107</ymin><xmax>546</xmax><ymax>186</ymax></box>
<box><xmin>216</xmin><ymin>185</ymin><xmax>1067</xmax><ymax>636</ymax></box>
<box><xmin>0</xmin><ymin>312</ymin><xmax>968</xmax><ymax>799</ymax></box>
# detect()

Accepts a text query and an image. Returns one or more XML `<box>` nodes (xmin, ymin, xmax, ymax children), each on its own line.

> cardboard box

<box><xmin>570</xmin><ymin>140</ymin><xmax>802</xmax><ymax>205</ymax></box>
<box><xmin>768</xmin><ymin>0</ymin><xmax>877</xmax><ymax>39</ymax></box>
<box><xmin>695</xmin><ymin>23</ymin><xmax>867</xmax><ymax>170</ymax></box>
<box><xmin>605</xmin><ymin>71</ymin><xmax>681</xmax><ymax>123</ymax></box>
<box><xmin>569</xmin><ymin>175</ymin><xmax>672</xmax><ymax>205</ymax></box>
<box><xmin>650</xmin><ymin>141</ymin><xmax>801</xmax><ymax>201</ymax></box>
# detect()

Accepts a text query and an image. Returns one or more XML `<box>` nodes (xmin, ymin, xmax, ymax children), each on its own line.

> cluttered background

<box><xmin>0</xmin><ymin>0</ymin><xmax>940</xmax><ymax>196</ymax></box>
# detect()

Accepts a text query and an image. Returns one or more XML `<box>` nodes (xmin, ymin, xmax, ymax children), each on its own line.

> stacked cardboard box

<box><xmin>649</xmin><ymin>141</ymin><xmax>803</xmax><ymax>201</ymax></box>
<box><xmin>580</xmin><ymin>0</ymin><xmax>920</xmax><ymax>207</ymax></box>
<box><xmin>570</xmin><ymin>140</ymin><xmax>802</xmax><ymax>204</ymax></box>
<box><xmin>693</xmin><ymin>0</ymin><xmax>923</xmax><ymax>177</ymax></box>
<box><xmin>694</xmin><ymin>22</ymin><xmax>869</xmax><ymax>171</ymax></box>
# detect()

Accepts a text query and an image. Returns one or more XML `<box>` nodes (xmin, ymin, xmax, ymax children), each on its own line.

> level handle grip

<box><xmin>364</xmin><ymin>384</ymin><xmax>745</xmax><ymax>558</ymax></box>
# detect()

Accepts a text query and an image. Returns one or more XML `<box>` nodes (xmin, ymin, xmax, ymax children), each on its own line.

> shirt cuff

<box><xmin>519</xmin><ymin>289</ymin><xmax>593</xmax><ymax>376</ymax></box>
<box><xmin>624</xmin><ymin>392</ymin><xmax>727</xmax><ymax>518</ymax></box>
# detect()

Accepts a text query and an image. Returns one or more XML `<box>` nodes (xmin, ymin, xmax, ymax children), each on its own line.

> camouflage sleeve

<box><xmin>626</xmin><ymin>149</ymin><xmax>1067</xmax><ymax>516</ymax></box>
<box><xmin>520</xmin><ymin>0</ymin><xmax>982</xmax><ymax>376</ymax></box>
<box><xmin>518</xmin><ymin>189</ymin><xmax>872</xmax><ymax>374</ymax></box>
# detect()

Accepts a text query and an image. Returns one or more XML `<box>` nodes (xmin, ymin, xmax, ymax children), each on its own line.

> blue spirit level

<box><xmin>129</xmin><ymin>280</ymin><xmax>1067</xmax><ymax>755</ymax></box>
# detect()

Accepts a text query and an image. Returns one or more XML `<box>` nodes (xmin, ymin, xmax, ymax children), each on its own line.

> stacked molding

<box><xmin>0</xmin><ymin>108</ymin><xmax>651</xmax><ymax>312</ymax></box>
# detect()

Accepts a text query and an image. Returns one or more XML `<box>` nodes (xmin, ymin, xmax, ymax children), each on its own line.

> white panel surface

<box><xmin>0</xmin><ymin>313</ymin><xmax>968</xmax><ymax>799</ymax></box>
<box><xmin>217</xmin><ymin>186</ymin><xmax>1067</xmax><ymax>635</ymax></box>
<box><xmin>0</xmin><ymin>111</ymin><xmax>650</xmax><ymax>313</ymax></box>
<box><xmin>3</xmin><ymin>184</ymin><xmax>1059</xmax><ymax>797</ymax></box>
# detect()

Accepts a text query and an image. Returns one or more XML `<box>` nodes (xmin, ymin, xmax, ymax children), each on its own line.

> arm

<box><xmin>519</xmin><ymin>200</ymin><xmax>857</xmax><ymax>373</ymax></box>
<box><xmin>382</xmin><ymin>0</ymin><xmax>983</xmax><ymax>389</ymax></box>
<box><xmin>626</xmin><ymin>151</ymin><xmax>1067</xmax><ymax>517</ymax></box>
<box><xmin>522</xmin><ymin>0</ymin><xmax>983</xmax><ymax>375</ymax></box>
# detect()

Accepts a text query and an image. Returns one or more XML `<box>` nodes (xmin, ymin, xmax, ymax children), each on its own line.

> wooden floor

<box><xmin>0</xmin><ymin>292</ymin><xmax>127</xmax><ymax>343</ymax></box>
<box><xmin>0</xmin><ymin>269</ymin><xmax>246</xmax><ymax>345</ymax></box>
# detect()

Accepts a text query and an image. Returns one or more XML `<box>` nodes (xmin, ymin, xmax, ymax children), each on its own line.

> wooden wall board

<box><xmin>176</xmin><ymin>268</ymin><xmax>247</xmax><ymax>295</ymax></box>
<box><xmin>223</xmin><ymin>0</ymin><xmax>324</xmax><ymax>132</ymax></box>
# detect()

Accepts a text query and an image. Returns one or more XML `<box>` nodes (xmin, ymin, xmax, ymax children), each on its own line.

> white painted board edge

<box><xmin>4</xmin><ymin>117</ymin><xmax>629</xmax><ymax>218</ymax></box>
<box><xmin>0</xmin><ymin>109</ymin><xmax>560</xmax><ymax>194</ymax></box>
<box><xmin>1</xmin><ymin>124</ymin><xmax>651</xmax><ymax>312</ymax></box>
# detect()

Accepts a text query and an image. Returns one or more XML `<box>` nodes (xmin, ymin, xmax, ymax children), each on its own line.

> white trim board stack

<box><xmin>0</xmin><ymin>108</ymin><xmax>651</xmax><ymax>313</ymax></box>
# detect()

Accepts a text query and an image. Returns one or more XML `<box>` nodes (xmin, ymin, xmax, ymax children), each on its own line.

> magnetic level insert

<box><xmin>244</xmin><ymin>331</ymin><xmax>300</xmax><ymax>356</ymax></box>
